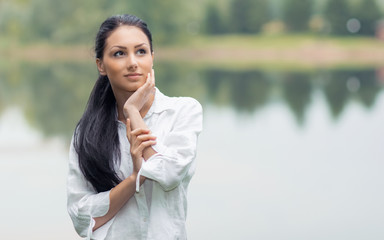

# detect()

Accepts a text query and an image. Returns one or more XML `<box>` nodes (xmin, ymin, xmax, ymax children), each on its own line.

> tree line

<box><xmin>205</xmin><ymin>0</ymin><xmax>383</xmax><ymax>36</ymax></box>
<box><xmin>0</xmin><ymin>0</ymin><xmax>383</xmax><ymax>45</ymax></box>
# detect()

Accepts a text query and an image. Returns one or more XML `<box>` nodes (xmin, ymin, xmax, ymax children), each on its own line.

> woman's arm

<box><xmin>124</xmin><ymin>105</ymin><xmax>157</xmax><ymax>160</ymax></box>
<box><xmin>67</xmin><ymin>139</ymin><xmax>111</xmax><ymax>238</ymax></box>
<box><xmin>92</xmin><ymin>173</ymin><xmax>136</xmax><ymax>231</ymax></box>
<box><xmin>121</xmin><ymin>70</ymin><xmax>203</xmax><ymax>193</ymax></box>
<box><xmin>138</xmin><ymin>98</ymin><xmax>203</xmax><ymax>191</ymax></box>
<box><xmin>123</xmin><ymin>69</ymin><xmax>157</xmax><ymax>160</ymax></box>
<box><xmin>92</xmin><ymin>120</ymin><xmax>156</xmax><ymax>231</ymax></box>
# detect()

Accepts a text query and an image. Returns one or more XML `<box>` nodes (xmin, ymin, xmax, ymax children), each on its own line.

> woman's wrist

<box><xmin>129</xmin><ymin>171</ymin><xmax>146</xmax><ymax>185</ymax></box>
<box><xmin>123</xmin><ymin>104</ymin><xmax>139</xmax><ymax>118</ymax></box>
<box><xmin>132</xmin><ymin>157</ymin><xmax>142</xmax><ymax>173</ymax></box>
<box><xmin>128</xmin><ymin>172</ymin><xmax>138</xmax><ymax>183</ymax></box>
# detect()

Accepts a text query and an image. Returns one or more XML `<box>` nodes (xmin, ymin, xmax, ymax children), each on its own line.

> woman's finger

<box><xmin>126</xmin><ymin>118</ymin><xmax>131</xmax><ymax>142</ymax></box>
<box><xmin>131</xmin><ymin>134</ymin><xmax>156</xmax><ymax>150</ymax></box>
<box><xmin>131</xmin><ymin>140</ymin><xmax>156</xmax><ymax>158</ymax></box>
<box><xmin>143</xmin><ymin>72</ymin><xmax>151</xmax><ymax>88</ymax></box>
<box><xmin>136</xmin><ymin>134</ymin><xmax>157</xmax><ymax>142</ymax></box>
<box><xmin>147</xmin><ymin>72</ymin><xmax>151</xmax><ymax>83</ymax></box>
<box><xmin>137</xmin><ymin>140</ymin><xmax>157</xmax><ymax>153</ymax></box>
<box><xmin>143</xmin><ymin>70</ymin><xmax>154</xmax><ymax>90</ymax></box>
<box><xmin>151</xmin><ymin>68</ymin><xmax>155</xmax><ymax>86</ymax></box>
<box><xmin>130</xmin><ymin>128</ymin><xmax>150</xmax><ymax>137</ymax></box>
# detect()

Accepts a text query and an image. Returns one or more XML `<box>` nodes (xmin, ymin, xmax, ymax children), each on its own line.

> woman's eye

<box><xmin>113</xmin><ymin>51</ymin><xmax>124</xmax><ymax>57</ymax></box>
<box><xmin>137</xmin><ymin>49</ymin><xmax>146</xmax><ymax>55</ymax></box>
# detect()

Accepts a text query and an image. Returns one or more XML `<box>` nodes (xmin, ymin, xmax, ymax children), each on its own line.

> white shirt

<box><xmin>67</xmin><ymin>88</ymin><xmax>203</xmax><ymax>240</ymax></box>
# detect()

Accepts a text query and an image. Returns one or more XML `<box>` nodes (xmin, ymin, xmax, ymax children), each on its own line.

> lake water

<box><xmin>0</xmin><ymin>62</ymin><xmax>383</xmax><ymax>239</ymax></box>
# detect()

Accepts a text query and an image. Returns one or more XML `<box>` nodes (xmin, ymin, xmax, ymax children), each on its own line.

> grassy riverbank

<box><xmin>2</xmin><ymin>34</ymin><xmax>384</xmax><ymax>69</ymax></box>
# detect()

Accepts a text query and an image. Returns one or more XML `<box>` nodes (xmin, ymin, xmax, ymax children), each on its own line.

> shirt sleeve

<box><xmin>137</xmin><ymin>98</ymin><xmax>203</xmax><ymax>192</ymax></box>
<box><xmin>66</xmin><ymin>136</ymin><xmax>111</xmax><ymax>239</ymax></box>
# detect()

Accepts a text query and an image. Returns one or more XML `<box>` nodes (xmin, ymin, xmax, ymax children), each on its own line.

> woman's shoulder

<box><xmin>155</xmin><ymin>88</ymin><xmax>201</xmax><ymax>113</ymax></box>
<box><xmin>163</xmin><ymin>94</ymin><xmax>202</xmax><ymax>113</ymax></box>
<box><xmin>159</xmin><ymin>94</ymin><xmax>203</xmax><ymax>131</ymax></box>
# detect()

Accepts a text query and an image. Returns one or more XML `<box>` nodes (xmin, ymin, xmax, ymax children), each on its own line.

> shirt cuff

<box><xmin>86</xmin><ymin>219</ymin><xmax>95</xmax><ymax>240</ymax></box>
<box><xmin>136</xmin><ymin>158</ymin><xmax>144</xmax><ymax>192</ymax></box>
<box><xmin>90</xmin><ymin>190</ymin><xmax>110</xmax><ymax>217</ymax></box>
<box><xmin>135</xmin><ymin>152</ymin><xmax>163</xmax><ymax>192</ymax></box>
<box><xmin>136</xmin><ymin>168</ymin><xmax>142</xmax><ymax>192</ymax></box>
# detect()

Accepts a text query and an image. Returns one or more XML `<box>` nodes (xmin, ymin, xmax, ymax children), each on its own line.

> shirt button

<box><xmin>143</xmin><ymin>218</ymin><xmax>147</xmax><ymax>222</ymax></box>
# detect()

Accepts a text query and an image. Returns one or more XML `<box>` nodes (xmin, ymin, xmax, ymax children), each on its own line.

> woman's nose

<box><xmin>126</xmin><ymin>54</ymin><xmax>138</xmax><ymax>70</ymax></box>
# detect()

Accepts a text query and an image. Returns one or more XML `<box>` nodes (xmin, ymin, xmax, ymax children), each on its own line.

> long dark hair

<box><xmin>74</xmin><ymin>14</ymin><xmax>153</xmax><ymax>192</ymax></box>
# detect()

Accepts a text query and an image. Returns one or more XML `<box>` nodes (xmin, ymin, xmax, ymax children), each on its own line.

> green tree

<box><xmin>205</xmin><ymin>3</ymin><xmax>227</xmax><ymax>34</ymax></box>
<box><xmin>0</xmin><ymin>0</ymin><xmax>197</xmax><ymax>44</ymax></box>
<box><xmin>353</xmin><ymin>0</ymin><xmax>382</xmax><ymax>35</ymax></box>
<box><xmin>283</xmin><ymin>0</ymin><xmax>313</xmax><ymax>32</ymax></box>
<box><xmin>323</xmin><ymin>0</ymin><xmax>353</xmax><ymax>35</ymax></box>
<box><xmin>28</xmin><ymin>0</ymin><xmax>73</xmax><ymax>41</ymax></box>
<box><xmin>229</xmin><ymin>0</ymin><xmax>270</xmax><ymax>34</ymax></box>
<box><xmin>128</xmin><ymin>0</ymin><xmax>191</xmax><ymax>44</ymax></box>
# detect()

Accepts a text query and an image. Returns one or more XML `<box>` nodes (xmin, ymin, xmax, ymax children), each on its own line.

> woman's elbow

<box><xmin>159</xmin><ymin>170</ymin><xmax>190</xmax><ymax>191</ymax></box>
<box><xmin>68</xmin><ymin>208</ymin><xmax>93</xmax><ymax>238</ymax></box>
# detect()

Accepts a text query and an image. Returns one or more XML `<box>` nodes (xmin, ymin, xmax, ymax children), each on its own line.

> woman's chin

<box><xmin>126</xmin><ymin>82</ymin><xmax>145</xmax><ymax>92</ymax></box>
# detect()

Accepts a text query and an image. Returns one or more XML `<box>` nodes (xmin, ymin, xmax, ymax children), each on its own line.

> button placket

<box><xmin>135</xmin><ymin>189</ymin><xmax>149</xmax><ymax>239</ymax></box>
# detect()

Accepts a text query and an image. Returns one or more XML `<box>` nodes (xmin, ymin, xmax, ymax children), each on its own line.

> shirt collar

<box><xmin>144</xmin><ymin>87</ymin><xmax>173</xmax><ymax>118</ymax></box>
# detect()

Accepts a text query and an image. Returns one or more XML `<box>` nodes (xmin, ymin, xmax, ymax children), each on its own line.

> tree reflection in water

<box><xmin>0</xmin><ymin>61</ymin><xmax>382</xmax><ymax>140</ymax></box>
<box><xmin>281</xmin><ymin>72</ymin><xmax>313</xmax><ymax>125</ymax></box>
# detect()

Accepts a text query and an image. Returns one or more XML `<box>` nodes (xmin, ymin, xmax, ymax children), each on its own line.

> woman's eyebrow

<box><xmin>109</xmin><ymin>45</ymin><xmax>126</xmax><ymax>50</ymax></box>
<box><xmin>134</xmin><ymin>43</ymin><xmax>149</xmax><ymax>48</ymax></box>
<box><xmin>109</xmin><ymin>43</ymin><xmax>148</xmax><ymax>50</ymax></box>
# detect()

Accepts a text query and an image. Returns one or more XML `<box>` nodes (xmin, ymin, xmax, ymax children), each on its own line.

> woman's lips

<box><xmin>124</xmin><ymin>73</ymin><xmax>142</xmax><ymax>80</ymax></box>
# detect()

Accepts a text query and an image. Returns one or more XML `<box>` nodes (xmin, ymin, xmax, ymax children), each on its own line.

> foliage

<box><xmin>323</xmin><ymin>0</ymin><xmax>354</xmax><ymax>35</ymax></box>
<box><xmin>1</xmin><ymin>0</ymin><xmax>384</xmax><ymax>44</ymax></box>
<box><xmin>282</xmin><ymin>0</ymin><xmax>313</xmax><ymax>32</ymax></box>
<box><xmin>126</xmin><ymin>0</ymin><xmax>192</xmax><ymax>44</ymax></box>
<box><xmin>353</xmin><ymin>0</ymin><xmax>383</xmax><ymax>35</ymax></box>
<box><xmin>229</xmin><ymin>0</ymin><xmax>270</xmax><ymax>34</ymax></box>
<box><xmin>204</xmin><ymin>3</ymin><xmax>227</xmax><ymax>34</ymax></box>
<box><xmin>0</xmin><ymin>0</ymin><xmax>193</xmax><ymax>44</ymax></box>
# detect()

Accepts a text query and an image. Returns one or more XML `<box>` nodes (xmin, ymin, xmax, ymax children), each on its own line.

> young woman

<box><xmin>67</xmin><ymin>14</ymin><xmax>202</xmax><ymax>240</ymax></box>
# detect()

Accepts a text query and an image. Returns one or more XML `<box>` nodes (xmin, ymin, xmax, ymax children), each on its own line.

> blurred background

<box><xmin>1</xmin><ymin>0</ymin><xmax>384</xmax><ymax>239</ymax></box>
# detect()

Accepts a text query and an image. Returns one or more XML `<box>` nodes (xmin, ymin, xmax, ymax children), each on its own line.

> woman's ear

<box><xmin>96</xmin><ymin>58</ymin><xmax>106</xmax><ymax>75</ymax></box>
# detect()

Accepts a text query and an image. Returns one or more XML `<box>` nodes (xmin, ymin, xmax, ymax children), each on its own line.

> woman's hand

<box><xmin>123</xmin><ymin>69</ymin><xmax>155</xmax><ymax>119</ymax></box>
<box><xmin>125</xmin><ymin>118</ymin><xmax>157</xmax><ymax>173</ymax></box>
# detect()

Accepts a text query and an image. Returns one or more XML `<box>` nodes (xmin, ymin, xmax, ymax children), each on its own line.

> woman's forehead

<box><xmin>106</xmin><ymin>25</ymin><xmax>149</xmax><ymax>48</ymax></box>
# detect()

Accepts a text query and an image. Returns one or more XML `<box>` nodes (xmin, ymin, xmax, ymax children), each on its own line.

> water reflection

<box><xmin>281</xmin><ymin>72</ymin><xmax>313</xmax><ymax>124</ymax></box>
<box><xmin>205</xmin><ymin>70</ymin><xmax>271</xmax><ymax>112</ymax></box>
<box><xmin>204</xmin><ymin>67</ymin><xmax>382</xmax><ymax>123</ymax></box>
<box><xmin>0</xmin><ymin>61</ymin><xmax>383</xmax><ymax>139</ymax></box>
<box><xmin>323</xmin><ymin>69</ymin><xmax>381</xmax><ymax>118</ymax></box>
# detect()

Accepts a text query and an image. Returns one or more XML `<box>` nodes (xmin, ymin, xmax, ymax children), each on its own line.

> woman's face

<box><xmin>96</xmin><ymin>25</ymin><xmax>154</xmax><ymax>94</ymax></box>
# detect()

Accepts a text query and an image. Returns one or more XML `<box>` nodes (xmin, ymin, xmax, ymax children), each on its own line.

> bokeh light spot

<box><xmin>346</xmin><ymin>18</ymin><xmax>361</xmax><ymax>33</ymax></box>
<box><xmin>346</xmin><ymin>76</ymin><xmax>361</xmax><ymax>92</ymax></box>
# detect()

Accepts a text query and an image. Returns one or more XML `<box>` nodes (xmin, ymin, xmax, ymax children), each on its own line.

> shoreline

<box><xmin>2</xmin><ymin>35</ymin><xmax>384</xmax><ymax>68</ymax></box>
